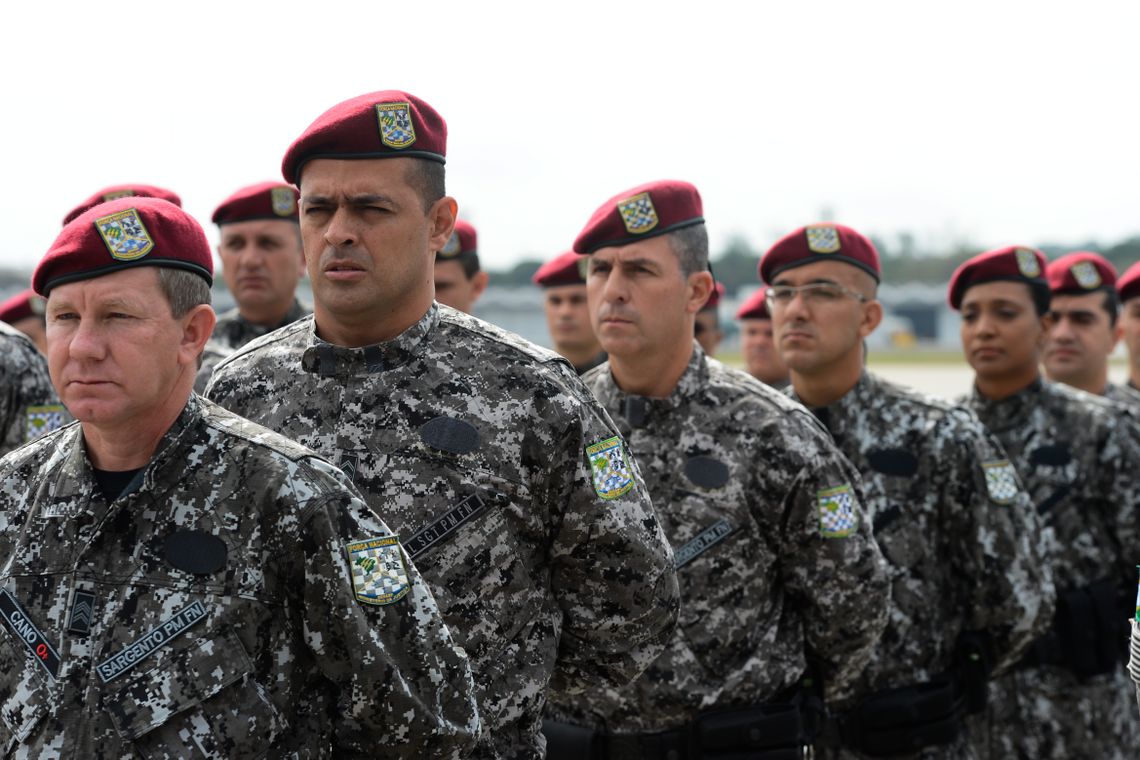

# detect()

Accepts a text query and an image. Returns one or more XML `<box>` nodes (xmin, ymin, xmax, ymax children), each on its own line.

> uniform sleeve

<box><xmin>542</xmin><ymin>373</ymin><xmax>680</xmax><ymax>696</ymax></box>
<box><xmin>768</xmin><ymin>416</ymin><xmax>890</xmax><ymax>703</ymax></box>
<box><xmin>294</xmin><ymin>459</ymin><xmax>480</xmax><ymax>759</ymax></box>
<box><xmin>0</xmin><ymin>338</ymin><xmax>61</xmax><ymax>457</ymax></box>
<box><xmin>949</xmin><ymin>414</ymin><xmax>1054</xmax><ymax>673</ymax></box>
<box><xmin>1104</xmin><ymin>411</ymin><xmax>1140</xmax><ymax>584</ymax></box>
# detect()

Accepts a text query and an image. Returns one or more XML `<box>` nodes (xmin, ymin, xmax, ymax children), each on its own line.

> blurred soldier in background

<box><xmin>434</xmin><ymin>219</ymin><xmax>488</xmax><ymax>314</ymax></box>
<box><xmin>951</xmin><ymin>245</ymin><xmax>1140</xmax><ymax>759</ymax></box>
<box><xmin>61</xmin><ymin>183</ymin><xmax>181</xmax><ymax>226</ymax></box>
<box><xmin>735</xmin><ymin>285</ymin><xmax>789</xmax><ymax>388</ymax></box>
<box><xmin>693</xmin><ymin>281</ymin><xmax>724</xmax><ymax>356</ymax></box>
<box><xmin>532</xmin><ymin>249</ymin><xmax>606</xmax><ymax>374</ymax></box>
<box><xmin>764</xmin><ymin>223</ymin><xmax>1050</xmax><ymax>759</ymax></box>
<box><xmin>0</xmin><ymin>320</ymin><xmax>65</xmax><ymax>457</ymax></box>
<box><xmin>0</xmin><ymin>289</ymin><xmax>47</xmax><ymax>353</ymax></box>
<box><xmin>1114</xmin><ymin>261</ymin><xmax>1140</xmax><ymax>396</ymax></box>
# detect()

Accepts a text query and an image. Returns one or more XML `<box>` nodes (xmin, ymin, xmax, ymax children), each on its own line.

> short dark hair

<box><xmin>667</xmin><ymin>223</ymin><xmax>709</xmax><ymax>278</ymax></box>
<box><xmin>404</xmin><ymin>158</ymin><xmax>446</xmax><ymax>213</ymax></box>
<box><xmin>436</xmin><ymin>250</ymin><xmax>481</xmax><ymax>279</ymax></box>
<box><xmin>1028</xmin><ymin>280</ymin><xmax>1052</xmax><ymax>317</ymax></box>
<box><xmin>156</xmin><ymin>268</ymin><xmax>212</xmax><ymax>317</ymax></box>
<box><xmin>1101</xmin><ymin>289</ymin><xmax>1120</xmax><ymax>326</ymax></box>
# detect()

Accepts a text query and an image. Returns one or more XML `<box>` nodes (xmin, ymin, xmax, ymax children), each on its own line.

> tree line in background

<box><xmin>486</xmin><ymin>234</ymin><xmax>1140</xmax><ymax>293</ymax></box>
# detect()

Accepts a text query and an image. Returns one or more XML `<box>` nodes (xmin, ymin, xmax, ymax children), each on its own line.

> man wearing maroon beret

<box><xmin>532</xmin><ymin>250</ymin><xmax>606</xmax><ymax>374</ymax></box>
<box><xmin>211</xmin><ymin>181</ymin><xmax>310</xmax><ymax>350</ymax></box>
<box><xmin>61</xmin><ymin>182</ymin><xmax>181</xmax><ymax>226</ymax></box>
<box><xmin>694</xmin><ymin>281</ymin><xmax>725</xmax><ymax>356</ymax></box>
<box><xmin>1042</xmin><ymin>251</ymin><xmax>1140</xmax><ymax>407</ymax></box>
<box><xmin>205</xmin><ymin>89</ymin><xmax>679</xmax><ymax>760</ymax></box>
<box><xmin>1119</xmin><ymin>261</ymin><xmax>1140</xmax><ymax>396</ymax></box>
<box><xmin>545</xmin><ymin>182</ymin><xmax>890</xmax><ymax>759</ymax></box>
<box><xmin>950</xmin><ymin>245</ymin><xmax>1140</xmax><ymax>759</ymax></box>
<box><xmin>434</xmin><ymin>219</ymin><xmax>489</xmax><ymax>314</ymax></box>
<box><xmin>735</xmin><ymin>285</ymin><xmax>789</xmax><ymax>388</ymax></box>
<box><xmin>0</xmin><ymin>197</ymin><xmax>478</xmax><ymax>757</ymax></box>
<box><xmin>0</xmin><ymin>288</ymin><xmax>48</xmax><ymax>354</ymax></box>
<box><xmin>764</xmin><ymin>225</ymin><xmax>1048</xmax><ymax>760</ymax></box>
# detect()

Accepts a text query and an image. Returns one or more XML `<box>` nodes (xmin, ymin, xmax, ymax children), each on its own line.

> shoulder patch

<box><xmin>586</xmin><ymin>436</ymin><xmax>636</xmax><ymax>500</ymax></box>
<box><xmin>25</xmin><ymin>405</ymin><xmax>66</xmax><ymax>442</ymax></box>
<box><xmin>982</xmin><ymin>459</ymin><xmax>1019</xmax><ymax>504</ymax></box>
<box><xmin>818</xmin><ymin>484</ymin><xmax>858</xmax><ymax>538</ymax></box>
<box><xmin>346</xmin><ymin>537</ymin><xmax>411</xmax><ymax>606</ymax></box>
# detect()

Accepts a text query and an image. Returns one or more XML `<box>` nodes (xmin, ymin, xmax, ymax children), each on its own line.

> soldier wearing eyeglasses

<box><xmin>763</xmin><ymin>224</ymin><xmax>1052</xmax><ymax>760</ymax></box>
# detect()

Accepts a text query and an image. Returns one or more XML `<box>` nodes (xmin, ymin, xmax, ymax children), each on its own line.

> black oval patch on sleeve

<box><xmin>866</xmin><ymin>448</ymin><xmax>920</xmax><ymax>477</ymax></box>
<box><xmin>419</xmin><ymin>416</ymin><xmax>480</xmax><ymax>455</ymax></box>
<box><xmin>684</xmin><ymin>456</ymin><xmax>730</xmax><ymax>489</ymax></box>
<box><xmin>1029</xmin><ymin>443</ymin><xmax>1071</xmax><ymax>467</ymax></box>
<box><xmin>164</xmin><ymin>531</ymin><xmax>228</xmax><ymax>575</ymax></box>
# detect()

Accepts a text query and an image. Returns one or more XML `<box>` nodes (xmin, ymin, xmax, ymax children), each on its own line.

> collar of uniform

<box><xmin>794</xmin><ymin>371</ymin><xmax>876</xmax><ymax>438</ymax></box>
<box><xmin>593</xmin><ymin>341</ymin><xmax>709</xmax><ymax>426</ymax></box>
<box><xmin>224</xmin><ymin>299</ymin><xmax>307</xmax><ymax>342</ymax></box>
<box><xmin>967</xmin><ymin>375</ymin><xmax>1044</xmax><ymax>432</ymax></box>
<box><xmin>300</xmin><ymin>303</ymin><xmax>438</xmax><ymax>377</ymax></box>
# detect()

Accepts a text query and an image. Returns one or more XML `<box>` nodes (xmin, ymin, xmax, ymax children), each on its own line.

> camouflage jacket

<box><xmin>548</xmin><ymin>345</ymin><xmax>891</xmax><ymax>731</ymax></box>
<box><xmin>794</xmin><ymin>373</ymin><xmax>1051</xmax><ymax>695</ymax></box>
<box><xmin>0</xmin><ymin>395</ymin><xmax>478</xmax><ymax>759</ymax></box>
<box><xmin>211</xmin><ymin>299</ymin><xmax>310</xmax><ymax>351</ymax></box>
<box><xmin>193</xmin><ymin>339</ymin><xmax>234</xmax><ymax>394</ymax></box>
<box><xmin>206</xmin><ymin>303</ymin><xmax>680</xmax><ymax>759</ymax></box>
<box><xmin>0</xmin><ymin>322</ymin><xmax>67</xmax><ymax>457</ymax></box>
<box><xmin>1105</xmin><ymin>381</ymin><xmax>1140</xmax><ymax>411</ymax></box>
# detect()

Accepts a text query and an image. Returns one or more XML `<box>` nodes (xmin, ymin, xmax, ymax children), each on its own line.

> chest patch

<box><xmin>674</xmin><ymin>519</ymin><xmax>736</xmax><ymax>568</ymax></box>
<box><xmin>419</xmin><ymin>416</ymin><xmax>480</xmax><ymax>455</ymax></box>
<box><xmin>164</xmin><ymin>531</ymin><xmax>228</xmax><ymax>575</ymax></box>
<box><xmin>684</xmin><ymin>456</ymin><xmax>730</xmax><ymax>489</ymax></box>
<box><xmin>982</xmin><ymin>460</ymin><xmax>1019</xmax><ymax>504</ymax></box>
<box><xmin>96</xmin><ymin>601</ymin><xmax>207</xmax><ymax>683</ymax></box>
<box><xmin>866</xmin><ymin>448</ymin><xmax>919</xmax><ymax>477</ymax></box>
<box><xmin>404</xmin><ymin>494</ymin><xmax>489</xmax><ymax>561</ymax></box>
<box><xmin>0</xmin><ymin>589</ymin><xmax>61</xmax><ymax>680</ymax></box>
<box><xmin>1029</xmin><ymin>443</ymin><xmax>1071</xmax><ymax>468</ymax></box>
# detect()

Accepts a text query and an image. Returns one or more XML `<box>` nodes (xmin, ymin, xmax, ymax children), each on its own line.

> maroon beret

<box><xmin>62</xmin><ymin>184</ymin><xmax>181</xmax><ymax>226</ymax></box>
<box><xmin>573</xmin><ymin>180</ymin><xmax>704</xmax><ymax>254</ymax></box>
<box><xmin>532</xmin><ymin>250</ymin><xmax>587</xmax><ymax>288</ymax></box>
<box><xmin>0</xmin><ymin>289</ymin><xmax>45</xmax><ymax>323</ymax></box>
<box><xmin>736</xmin><ymin>287</ymin><xmax>771</xmax><ymax>320</ymax></box>
<box><xmin>700</xmin><ymin>282</ymin><xmax>725</xmax><ymax>311</ymax></box>
<box><xmin>282</xmin><ymin>90</ymin><xmax>447</xmax><ymax>185</ymax></box>
<box><xmin>34</xmin><ymin>197</ymin><xmax>213</xmax><ymax>296</ymax></box>
<box><xmin>1046</xmin><ymin>251</ymin><xmax>1117</xmax><ymax>294</ymax></box>
<box><xmin>947</xmin><ymin>245</ymin><xmax>1047</xmax><ymax>309</ymax></box>
<box><xmin>212</xmin><ymin>182</ymin><xmax>299</xmax><ymax>225</ymax></box>
<box><xmin>437</xmin><ymin>219</ymin><xmax>477</xmax><ymax>259</ymax></box>
<box><xmin>760</xmin><ymin>223</ymin><xmax>881</xmax><ymax>284</ymax></box>
<box><xmin>1119</xmin><ymin>261</ymin><xmax>1140</xmax><ymax>303</ymax></box>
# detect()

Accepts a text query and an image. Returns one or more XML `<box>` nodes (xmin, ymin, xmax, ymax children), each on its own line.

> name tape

<box><xmin>0</xmin><ymin>589</ymin><xmax>61</xmax><ymax>680</ymax></box>
<box><xmin>674</xmin><ymin>519</ymin><xmax>736</xmax><ymax>568</ymax></box>
<box><xmin>96</xmin><ymin>601</ymin><xmax>207</xmax><ymax>683</ymax></box>
<box><xmin>404</xmin><ymin>494</ymin><xmax>488</xmax><ymax>561</ymax></box>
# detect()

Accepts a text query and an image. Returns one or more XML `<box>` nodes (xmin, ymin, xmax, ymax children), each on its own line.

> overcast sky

<box><xmin>3</xmin><ymin>1</ymin><xmax>1137</xmax><ymax>275</ymax></box>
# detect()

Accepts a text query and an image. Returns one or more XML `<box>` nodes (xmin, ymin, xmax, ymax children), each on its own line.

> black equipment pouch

<box><xmin>1023</xmin><ymin>577</ymin><xmax>1127</xmax><ymax>680</ymax></box>
<box><xmin>841</xmin><ymin>678</ymin><xmax>962</xmax><ymax>758</ymax></box>
<box><xmin>955</xmin><ymin>631</ymin><xmax>993</xmax><ymax>714</ymax></box>
<box><xmin>543</xmin><ymin>719</ymin><xmax>599</xmax><ymax>760</ymax></box>
<box><xmin>691</xmin><ymin>702</ymin><xmax>804</xmax><ymax>759</ymax></box>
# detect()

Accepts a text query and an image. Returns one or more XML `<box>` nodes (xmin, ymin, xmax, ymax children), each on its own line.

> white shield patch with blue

<box><xmin>806</xmin><ymin>225</ymin><xmax>841</xmax><ymax>253</ymax></box>
<box><xmin>818</xmin><ymin>484</ymin><xmax>857</xmax><ymax>538</ymax></box>
<box><xmin>346</xmin><ymin>536</ymin><xmax>410</xmax><ymax>606</ymax></box>
<box><xmin>94</xmin><ymin>208</ymin><xmax>154</xmax><ymax>261</ymax></box>
<box><xmin>586</xmin><ymin>436</ymin><xmax>635</xmax><ymax>500</ymax></box>
<box><xmin>1015</xmin><ymin>248</ymin><xmax>1041</xmax><ymax>277</ymax></box>
<box><xmin>982</xmin><ymin>460</ymin><xmax>1019</xmax><ymax>504</ymax></box>
<box><xmin>617</xmin><ymin>192</ymin><xmax>659</xmax><ymax>235</ymax></box>
<box><xmin>1070</xmin><ymin>261</ymin><xmax>1102</xmax><ymax>289</ymax></box>
<box><xmin>270</xmin><ymin>187</ymin><xmax>296</xmax><ymax>216</ymax></box>
<box><xmin>375</xmin><ymin>102</ymin><xmax>416</xmax><ymax>148</ymax></box>
<box><xmin>25</xmin><ymin>405</ymin><xmax>66</xmax><ymax>442</ymax></box>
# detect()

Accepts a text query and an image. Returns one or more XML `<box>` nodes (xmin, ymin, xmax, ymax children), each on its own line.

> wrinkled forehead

<box><xmin>46</xmin><ymin>266</ymin><xmax>163</xmax><ymax>311</ymax></box>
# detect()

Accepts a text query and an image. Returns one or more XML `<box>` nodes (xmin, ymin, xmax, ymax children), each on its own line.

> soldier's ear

<box><xmin>685</xmin><ymin>271</ymin><xmax>714</xmax><ymax>315</ymax></box>
<box><xmin>426</xmin><ymin>197</ymin><xmax>458</xmax><ymax>257</ymax></box>
<box><xmin>179</xmin><ymin>305</ymin><xmax>216</xmax><ymax>369</ymax></box>
<box><xmin>858</xmin><ymin>300</ymin><xmax>883</xmax><ymax>338</ymax></box>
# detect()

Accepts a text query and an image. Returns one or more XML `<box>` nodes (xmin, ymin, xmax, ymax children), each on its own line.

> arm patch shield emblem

<box><xmin>982</xmin><ymin>459</ymin><xmax>1019</xmax><ymax>504</ymax></box>
<box><xmin>345</xmin><ymin>536</ymin><xmax>411</xmax><ymax>606</ymax></box>
<box><xmin>25</xmin><ymin>405</ymin><xmax>66</xmax><ymax>442</ymax></box>
<box><xmin>818</xmin><ymin>484</ymin><xmax>858</xmax><ymax>538</ymax></box>
<box><xmin>586</xmin><ymin>435</ymin><xmax>636</xmax><ymax>500</ymax></box>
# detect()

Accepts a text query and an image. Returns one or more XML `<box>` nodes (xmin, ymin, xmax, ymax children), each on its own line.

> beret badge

<box><xmin>270</xmin><ymin>187</ymin><xmax>296</xmax><ymax>216</ymax></box>
<box><xmin>617</xmin><ymin>192</ymin><xmax>659</xmax><ymax>235</ymax></box>
<box><xmin>1015</xmin><ymin>248</ymin><xmax>1041</xmax><ymax>278</ymax></box>
<box><xmin>95</xmin><ymin>208</ymin><xmax>155</xmax><ymax>261</ymax></box>
<box><xmin>1070</xmin><ymin>261</ymin><xmax>1102</xmax><ymax>289</ymax></box>
<box><xmin>375</xmin><ymin>102</ymin><xmax>416</xmax><ymax>149</ymax></box>
<box><xmin>806</xmin><ymin>225</ymin><xmax>841</xmax><ymax>254</ymax></box>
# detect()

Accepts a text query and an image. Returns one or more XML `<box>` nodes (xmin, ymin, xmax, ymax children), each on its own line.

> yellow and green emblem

<box><xmin>617</xmin><ymin>192</ymin><xmax>659</xmax><ymax>235</ymax></box>
<box><xmin>345</xmin><ymin>536</ymin><xmax>410</xmax><ymax>606</ymax></box>
<box><xmin>586</xmin><ymin>436</ymin><xmax>635</xmax><ymax>500</ymax></box>
<box><xmin>806</xmin><ymin>225</ymin><xmax>841</xmax><ymax>253</ymax></box>
<box><xmin>94</xmin><ymin>208</ymin><xmax>154</xmax><ymax>261</ymax></box>
<box><xmin>375</xmin><ymin>102</ymin><xmax>416</xmax><ymax>148</ymax></box>
<box><xmin>818</xmin><ymin>484</ymin><xmax>857</xmax><ymax>538</ymax></box>
<box><xmin>25</xmin><ymin>405</ymin><xmax>66</xmax><ymax>442</ymax></box>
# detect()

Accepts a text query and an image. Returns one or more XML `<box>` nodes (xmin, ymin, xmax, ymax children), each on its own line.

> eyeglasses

<box><xmin>765</xmin><ymin>282</ymin><xmax>869</xmax><ymax>306</ymax></box>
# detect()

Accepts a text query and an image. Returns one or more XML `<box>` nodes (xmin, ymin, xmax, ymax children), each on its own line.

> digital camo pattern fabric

<box><xmin>547</xmin><ymin>345</ymin><xmax>890</xmax><ymax>732</ymax></box>
<box><xmin>193</xmin><ymin>339</ymin><xmax>234</xmax><ymax>394</ymax></box>
<box><xmin>206</xmin><ymin>303</ymin><xmax>680</xmax><ymax>760</ymax></box>
<box><xmin>798</xmin><ymin>372</ymin><xmax>1053</xmax><ymax>760</ymax></box>
<box><xmin>210</xmin><ymin>299</ymin><xmax>310</xmax><ymax>351</ymax></box>
<box><xmin>0</xmin><ymin>395</ymin><xmax>479</xmax><ymax>758</ymax></box>
<box><xmin>0</xmin><ymin>322</ymin><xmax>68</xmax><ymax>457</ymax></box>
<box><xmin>1104</xmin><ymin>381</ymin><xmax>1140</xmax><ymax>411</ymax></box>
<box><xmin>965</xmin><ymin>379</ymin><xmax>1140</xmax><ymax>759</ymax></box>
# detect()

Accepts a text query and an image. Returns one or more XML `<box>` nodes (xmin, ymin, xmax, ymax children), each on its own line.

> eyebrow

<box><xmin>300</xmin><ymin>193</ymin><xmax>398</xmax><ymax>205</ymax></box>
<box><xmin>771</xmin><ymin>277</ymin><xmax>841</xmax><ymax>287</ymax></box>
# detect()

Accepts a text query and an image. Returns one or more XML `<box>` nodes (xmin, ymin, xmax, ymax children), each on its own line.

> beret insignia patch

<box><xmin>25</xmin><ymin>405</ymin><xmax>66</xmax><ymax>442</ymax></box>
<box><xmin>1070</xmin><ymin>261</ymin><xmax>1102</xmax><ymax>289</ymax></box>
<box><xmin>982</xmin><ymin>459</ymin><xmax>1019</xmax><ymax>504</ymax></box>
<box><xmin>270</xmin><ymin>187</ymin><xmax>296</xmax><ymax>216</ymax></box>
<box><xmin>577</xmin><ymin>256</ymin><xmax>590</xmax><ymax>279</ymax></box>
<box><xmin>1015</xmin><ymin>248</ymin><xmax>1041</xmax><ymax>278</ymax></box>
<box><xmin>94</xmin><ymin>208</ymin><xmax>154</xmax><ymax>261</ymax></box>
<box><xmin>439</xmin><ymin>231</ymin><xmax>462</xmax><ymax>257</ymax></box>
<box><xmin>102</xmin><ymin>189</ymin><xmax>136</xmax><ymax>202</ymax></box>
<box><xmin>818</xmin><ymin>484</ymin><xmax>857</xmax><ymax>538</ymax></box>
<box><xmin>806</xmin><ymin>225</ymin><xmax>841</xmax><ymax>254</ymax></box>
<box><xmin>617</xmin><ymin>192</ymin><xmax>659</xmax><ymax>235</ymax></box>
<box><xmin>346</xmin><ymin>536</ymin><xmax>410</xmax><ymax>606</ymax></box>
<box><xmin>375</xmin><ymin>102</ymin><xmax>416</xmax><ymax>149</ymax></box>
<box><xmin>586</xmin><ymin>435</ymin><xmax>635</xmax><ymax>500</ymax></box>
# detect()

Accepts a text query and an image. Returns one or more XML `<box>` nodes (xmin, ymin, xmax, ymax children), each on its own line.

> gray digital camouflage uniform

<box><xmin>0</xmin><ymin>321</ymin><xmax>67</xmax><ymax>457</ymax></box>
<box><xmin>1104</xmin><ymin>381</ymin><xmax>1140</xmax><ymax>410</ymax></box>
<box><xmin>546</xmin><ymin>345</ymin><xmax>890</xmax><ymax>732</ymax></box>
<box><xmin>965</xmin><ymin>378</ymin><xmax>1140</xmax><ymax>759</ymax></box>
<box><xmin>795</xmin><ymin>372</ymin><xmax>1052</xmax><ymax>760</ymax></box>
<box><xmin>0</xmin><ymin>394</ymin><xmax>479</xmax><ymax>758</ymax></box>
<box><xmin>211</xmin><ymin>298</ymin><xmax>310</xmax><ymax>351</ymax></box>
<box><xmin>193</xmin><ymin>339</ymin><xmax>234</xmax><ymax>394</ymax></box>
<box><xmin>205</xmin><ymin>303</ymin><xmax>680</xmax><ymax>760</ymax></box>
